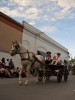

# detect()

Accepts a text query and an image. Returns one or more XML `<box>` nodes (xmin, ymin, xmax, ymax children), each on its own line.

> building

<box><xmin>0</xmin><ymin>12</ymin><xmax>24</xmax><ymax>67</ymax></box>
<box><xmin>22</xmin><ymin>21</ymin><xmax>69</xmax><ymax>61</ymax></box>
<box><xmin>0</xmin><ymin>12</ymin><xmax>69</xmax><ymax>67</ymax></box>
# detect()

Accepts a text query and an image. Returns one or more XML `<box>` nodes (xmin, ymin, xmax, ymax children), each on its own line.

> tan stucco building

<box><xmin>0</xmin><ymin>12</ymin><xmax>23</xmax><ymax>67</ymax></box>
<box><xmin>0</xmin><ymin>12</ymin><xmax>23</xmax><ymax>52</ymax></box>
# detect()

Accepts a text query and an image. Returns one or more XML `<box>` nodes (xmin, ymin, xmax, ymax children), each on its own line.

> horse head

<box><xmin>10</xmin><ymin>40</ymin><xmax>20</xmax><ymax>56</ymax></box>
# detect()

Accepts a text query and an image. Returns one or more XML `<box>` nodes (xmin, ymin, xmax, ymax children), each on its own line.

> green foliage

<box><xmin>69</xmin><ymin>57</ymin><xmax>75</xmax><ymax>62</ymax></box>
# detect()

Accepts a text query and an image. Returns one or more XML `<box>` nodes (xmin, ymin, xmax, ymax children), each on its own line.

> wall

<box><xmin>22</xmin><ymin>22</ymin><xmax>69</xmax><ymax>61</ymax></box>
<box><xmin>0</xmin><ymin>21</ymin><xmax>22</xmax><ymax>53</ymax></box>
<box><xmin>22</xmin><ymin>29</ymin><xmax>36</xmax><ymax>53</ymax></box>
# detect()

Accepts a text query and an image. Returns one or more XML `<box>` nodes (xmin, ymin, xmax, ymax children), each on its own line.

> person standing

<box><xmin>1</xmin><ymin>58</ymin><xmax>5</xmax><ymax>68</ymax></box>
<box><xmin>5</xmin><ymin>59</ymin><xmax>9</xmax><ymax>69</ymax></box>
<box><xmin>9</xmin><ymin>59</ymin><xmax>14</xmax><ymax>70</ymax></box>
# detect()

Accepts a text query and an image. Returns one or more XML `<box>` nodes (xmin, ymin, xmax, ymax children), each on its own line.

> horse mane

<box><xmin>18</xmin><ymin>42</ymin><xmax>36</xmax><ymax>56</ymax></box>
<box><xmin>18</xmin><ymin>42</ymin><xmax>28</xmax><ymax>53</ymax></box>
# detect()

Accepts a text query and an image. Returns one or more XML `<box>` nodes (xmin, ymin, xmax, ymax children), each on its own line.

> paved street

<box><xmin>0</xmin><ymin>75</ymin><xmax>75</xmax><ymax>100</ymax></box>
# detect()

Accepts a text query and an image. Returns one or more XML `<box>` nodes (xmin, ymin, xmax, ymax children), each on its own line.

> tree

<box><xmin>69</xmin><ymin>57</ymin><xmax>75</xmax><ymax>63</ymax></box>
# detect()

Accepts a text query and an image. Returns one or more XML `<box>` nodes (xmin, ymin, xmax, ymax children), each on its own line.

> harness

<box><xmin>15</xmin><ymin>45</ymin><xmax>32</xmax><ymax>62</ymax></box>
<box><xmin>21</xmin><ymin>52</ymin><xmax>44</xmax><ymax>68</ymax></box>
<box><xmin>13</xmin><ymin>43</ymin><xmax>43</xmax><ymax>67</ymax></box>
<box><xmin>21</xmin><ymin>51</ymin><xmax>32</xmax><ymax>62</ymax></box>
<box><xmin>17</xmin><ymin>48</ymin><xmax>37</xmax><ymax>66</ymax></box>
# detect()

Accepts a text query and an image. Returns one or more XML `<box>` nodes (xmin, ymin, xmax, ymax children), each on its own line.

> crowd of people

<box><xmin>0</xmin><ymin>58</ymin><xmax>26</xmax><ymax>78</ymax></box>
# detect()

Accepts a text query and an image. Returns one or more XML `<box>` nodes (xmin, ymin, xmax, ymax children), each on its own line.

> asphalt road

<box><xmin>0</xmin><ymin>75</ymin><xmax>75</xmax><ymax>100</ymax></box>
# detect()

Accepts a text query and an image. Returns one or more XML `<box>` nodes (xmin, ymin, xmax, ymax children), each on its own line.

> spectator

<box><xmin>0</xmin><ymin>65</ymin><xmax>5</xmax><ymax>78</ymax></box>
<box><xmin>9</xmin><ymin>59</ymin><xmax>14</xmax><ymax>70</ymax></box>
<box><xmin>5</xmin><ymin>59</ymin><xmax>9</xmax><ymax>69</ymax></box>
<box><xmin>1</xmin><ymin>58</ymin><xmax>5</xmax><ymax>68</ymax></box>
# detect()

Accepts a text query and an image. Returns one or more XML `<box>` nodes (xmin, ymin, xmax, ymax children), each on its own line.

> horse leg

<box><xmin>35</xmin><ymin>69</ymin><xmax>38</xmax><ymax>83</ymax></box>
<box><xmin>19</xmin><ymin>68</ymin><xmax>22</xmax><ymax>85</ymax></box>
<box><xmin>42</xmin><ymin>65</ymin><xmax>46</xmax><ymax>83</ymax></box>
<box><xmin>24</xmin><ymin>65</ymin><xmax>30</xmax><ymax>85</ymax></box>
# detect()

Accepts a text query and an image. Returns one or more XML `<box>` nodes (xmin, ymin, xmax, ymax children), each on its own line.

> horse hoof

<box><xmin>24</xmin><ymin>83</ymin><xmax>28</xmax><ymax>86</ymax></box>
<box><xmin>19</xmin><ymin>81</ymin><xmax>22</xmax><ymax>85</ymax></box>
<box><xmin>24</xmin><ymin>81</ymin><xmax>28</xmax><ymax>86</ymax></box>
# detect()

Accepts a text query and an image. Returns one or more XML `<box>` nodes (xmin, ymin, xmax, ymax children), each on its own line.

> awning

<box><xmin>37</xmin><ymin>50</ymin><xmax>47</xmax><ymax>57</ymax></box>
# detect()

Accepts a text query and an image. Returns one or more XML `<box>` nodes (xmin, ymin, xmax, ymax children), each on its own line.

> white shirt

<box><xmin>5</xmin><ymin>61</ymin><xmax>9</xmax><ymax>66</ymax></box>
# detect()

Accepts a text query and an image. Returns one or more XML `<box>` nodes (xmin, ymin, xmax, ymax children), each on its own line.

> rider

<box><xmin>51</xmin><ymin>52</ymin><xmax>61</xmax><ymax>65</ymax></box>
<box><xmin>45</xmin><ymin>51</ymin><xmax>52</xmax><ymax>64</ymax></box>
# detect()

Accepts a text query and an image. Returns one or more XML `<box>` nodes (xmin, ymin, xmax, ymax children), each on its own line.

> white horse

<box><xmin>10</xmin><ymin>41</ymin><xmax>45</xmax><ymax>85</ymax></box>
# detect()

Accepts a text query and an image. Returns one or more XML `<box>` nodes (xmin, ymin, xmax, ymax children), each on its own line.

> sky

<box><xmin>0</xmin><ymin>0</ymin><xmax>75</xmax><ymax>58</ymax></box>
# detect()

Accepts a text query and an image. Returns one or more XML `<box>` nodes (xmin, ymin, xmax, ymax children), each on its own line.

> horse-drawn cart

<box><xmin>10</xmin><ymin>41</ymin><xmax>69</xmax><ymax>85</ymax></box>
<box><xmin>38</xmin><ymin>64</ymin><xmax>69</xmax><ymax>82</ymax></box>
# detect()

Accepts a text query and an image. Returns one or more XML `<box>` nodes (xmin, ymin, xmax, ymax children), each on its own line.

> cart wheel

<box><xmin>57</xmin><ymin>72</ymin><xmax>62</xmax><ymax>83</ymax></box>
<box><xmin>64</xmin><ymin>69</ymin><xmax>68</xmax><ymax>82</ymax></box>
<box><xmin>38</xmin><ymin>76</ymin><xmax>43</xmax><ymax>81</ymax></box>
<box><xmin>46</xmin><ymin>75</ymin><xmax>50</xmax><ymax>80</ymax></box>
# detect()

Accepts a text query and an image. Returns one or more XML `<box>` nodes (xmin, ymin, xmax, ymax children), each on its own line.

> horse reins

<box><xmin>17</xmin><ymin>50</ymin><xmax>35</xmax><ymax>62</ymax></box>
<box><xmin>15</xmin><ymin>44</ymin><xmax>44</xmax><ymax>67</ymax></box>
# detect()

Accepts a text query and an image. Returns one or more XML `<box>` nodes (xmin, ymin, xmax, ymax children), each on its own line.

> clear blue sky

<box><xmin>0</xmin><ymin>0</ymin><xmax>75</xmax><ymax>58</ymax></box>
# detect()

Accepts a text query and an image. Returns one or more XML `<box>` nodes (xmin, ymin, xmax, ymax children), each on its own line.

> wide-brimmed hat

<box><xmin>57</xmin><ymin>52</ymin><xmax>61</xmax><ymax>55</ymax></box>
<box><xmin>47</xmin><ymin>51</ymin><xmax>51</xmax><ymax>54</ymax></box>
